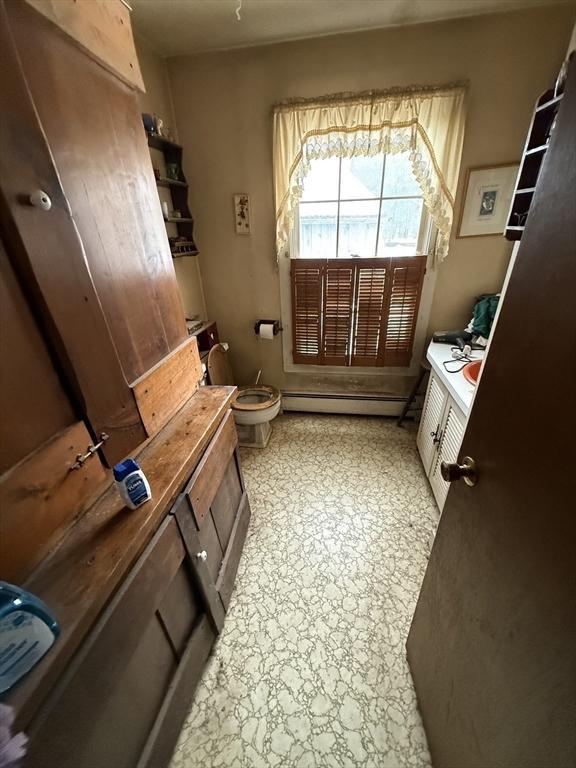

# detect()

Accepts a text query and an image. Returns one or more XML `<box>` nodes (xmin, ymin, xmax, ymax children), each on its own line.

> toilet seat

<box><xmin>232</xmin><ymin>385</ymin><xmax>281</xmax><ymax>411</ymax></box>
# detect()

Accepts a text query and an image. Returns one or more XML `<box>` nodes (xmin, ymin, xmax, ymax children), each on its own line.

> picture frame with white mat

<box><xmin>457</xmin><ymin>163</ymin><xmax>519</xmax><ymax>237</ymax></box>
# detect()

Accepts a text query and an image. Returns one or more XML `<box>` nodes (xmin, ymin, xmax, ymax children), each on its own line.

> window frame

<box><xmin>293</xmin><ymin>154</ymin><xmax>432</xmax><ymax>260</ymax></box>
<box><xmin>279</xmin><ymin>152</ymin><xmax>439</xmax><ymax>376</ymax></box>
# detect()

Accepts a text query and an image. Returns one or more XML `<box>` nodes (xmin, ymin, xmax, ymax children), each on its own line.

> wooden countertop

<box><xmin>8</xmin><ymin>385</ymin><xmax>236</xmax><ymax>729</ymax></box>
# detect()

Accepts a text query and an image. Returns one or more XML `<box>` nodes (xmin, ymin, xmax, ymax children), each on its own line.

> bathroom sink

<box><xmin>463</xmin><ymin>360</ymin><xmax>482</xmax><ymax>385</ymax></box>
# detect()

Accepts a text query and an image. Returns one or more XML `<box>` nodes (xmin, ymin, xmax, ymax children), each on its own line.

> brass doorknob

<box><xmin>440</xmin><ymin>456</ymin><xmax>478</xmax><ymax>486</ymax></box>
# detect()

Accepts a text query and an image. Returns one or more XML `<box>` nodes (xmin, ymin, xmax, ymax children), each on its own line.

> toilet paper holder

<box><xmin>254</xmin><ymin>319</ymin><xmax>282</xmax><ymax>336</ymax></box>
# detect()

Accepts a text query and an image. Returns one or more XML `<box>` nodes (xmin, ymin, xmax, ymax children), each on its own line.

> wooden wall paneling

<box><xmin>0</xmin><ymin>421</ymin><xmax>107</xmax><ymax>583</ymax></box>
<box><xmin>132</xmin><ymin>336</ymin><xmax>203</xmax><ymax>437</ymax></box>
<box><xmin>8</xmin><ymin>0</ymin><xmax>188</xmax><ymax>384</ymax></box>
<box><xmin>22</xmin><ymin>0</ymin><xmax>145</xmax><ymax>91</ymax></box>
<box><xmin>0</xmin><ymin>3</ymin><xmax>146</xmax><ymax>464</ymax></box>
<box><xmin>0</xmin><ymin>236</ymin><xmax>75</xmax><ymax>473</ymax></box>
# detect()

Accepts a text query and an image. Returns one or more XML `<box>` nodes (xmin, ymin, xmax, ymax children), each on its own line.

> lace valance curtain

<box><xmin>273</xmin><ymin>83</ymin><xmax>468</xmax><ymax>262</ymax></box>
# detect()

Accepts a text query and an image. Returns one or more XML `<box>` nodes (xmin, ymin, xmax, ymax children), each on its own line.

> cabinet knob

<box><xmin>440</xmin><ymin>456</ymin><xmax>478</xmax><ymax>487</ymax></box>
<box><xmin>29</xmin><ymin>190</ymin><xmax>52</xmax><ymax>211</ymax></box>
<box><xmin>196</xmin><ymin>550</ymin><xmax>208</xmax><ymax>562</ymax></box>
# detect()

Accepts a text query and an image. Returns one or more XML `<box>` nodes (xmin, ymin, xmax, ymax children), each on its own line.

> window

<box><xmin>291</xmin><ymin>152</ymin><xmax>430</xmax><ymax>367</ymax></box>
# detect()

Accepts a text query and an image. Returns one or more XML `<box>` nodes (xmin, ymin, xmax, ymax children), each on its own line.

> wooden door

<box><xmin>179</xmin><ymin>411</ymin><xmax>251</xmax><ymax>610</ymax></box>
<box><xmin>406</xmin><ymin>65</ymin><xmax>576</xmax><ymax>767</ymax></box>
<box><xmin>0</xmin><ymin>1</ymin><xmax>195</xmax><ymax>466</ymax></box>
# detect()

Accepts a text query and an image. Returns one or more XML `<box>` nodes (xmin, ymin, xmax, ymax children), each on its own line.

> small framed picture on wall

<box><xmin>457</xmin><ymin>163</ymin><xmax>519</xmax><ymax>238</ymax></box>
<box><xmin>234</xmin><ymin>194</ymin><xmax>251</xmax><ymax>235</ymax></box>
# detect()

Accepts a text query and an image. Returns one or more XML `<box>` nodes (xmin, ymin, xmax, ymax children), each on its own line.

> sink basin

<box><xmin>463</xmin><ymin>360</ymin><xmax>482</xmax><ymax>385</ymax></box>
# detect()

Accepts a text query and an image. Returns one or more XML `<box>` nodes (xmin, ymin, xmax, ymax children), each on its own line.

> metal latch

<box><xmin>70</xmin><ymin>433</ymin><xmax>109</xmax><ymax>470</ymax></box>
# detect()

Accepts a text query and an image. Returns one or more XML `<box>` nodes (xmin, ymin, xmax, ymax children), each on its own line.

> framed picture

<box><xmin>457</xmin><ymin>163</ymin><xmax>519</xmax><ymax>238</ymax></box>
<box><xmin>234</xmin><ymin>194</ymin><xmax>251</xmax><ymax>235</ymax></box>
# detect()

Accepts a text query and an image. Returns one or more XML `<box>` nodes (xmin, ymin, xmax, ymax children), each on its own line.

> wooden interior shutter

<box><xmin>380</xmin><ymin>256</ymin><xmax>426</xmax><ymax>366</ymax></box>
<box><xmin>291</xmin><ymin>260</ymin><xmax>323</xmax><ymax>363</ymax></box>
<box><xmin>351</xmin><ymin>261</ymin><xmax>388</xmax><ymax>366</ymax></box>
<box><xmin>322</xmin><ymin>262</ymin><xmax>354</xmax><ymax>365</ymax></box>
<box><xmin>291</xmin><ymin>255</ymin><xmax>425</xmax><ymax>367</ymax></box>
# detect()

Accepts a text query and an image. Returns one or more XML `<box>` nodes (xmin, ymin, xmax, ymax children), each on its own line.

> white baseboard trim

<box><xmin>281</xmin><ymin>391</ymin><xmax>405</xmax><ymax>416</ymax></box>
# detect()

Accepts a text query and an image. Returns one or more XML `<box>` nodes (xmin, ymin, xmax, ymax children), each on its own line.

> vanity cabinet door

<box><xmin>178</xmin><ymin>409</ymin><xmax>251</xmax><ymax>611</ymax></box>
<box><xmin>23</xmin><ymin>515</ymin><xmax>216</xmax><ymax>768</ymax></box>
<box><xmin>417</xmin><ymin>372</ymin><xmax>449</xmax><ymax>475</ymax></box>
<box><xmin>428</xmin><ymin>402</ymin><xmax>466</xmax><ymax>511</ymax></box>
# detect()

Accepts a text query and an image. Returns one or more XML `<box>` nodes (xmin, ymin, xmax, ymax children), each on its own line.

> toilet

<box><xmin>207</xmin><ymin>344</ymin><xmax>281</xmax><ymax>448</ymax></box>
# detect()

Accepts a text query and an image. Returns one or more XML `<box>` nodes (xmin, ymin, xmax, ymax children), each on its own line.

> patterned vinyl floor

<box><xmin>170</xmin><ymin>413</ymin><xmax>438</xmax><ymax>768</ymax></box>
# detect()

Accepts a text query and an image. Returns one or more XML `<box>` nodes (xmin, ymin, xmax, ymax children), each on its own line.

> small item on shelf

<box><xmin>142</xmin><ymin>112</ymin><xmax>157</xmax><ymax>135</ymax></box>
<box><xmin>113</xmin><ymin>458</ymin><xmax>152</xmax><ymax>510</ymax></box>
<box><xmin>0</xmin><ymin>581</ymin><xmax>60</xmax><ymax>694</ymax></box>
<box><xmin>165</xmin><ymin>163</ymin><xmax>180</xmax><ymax>180</ymax></box>
<box><xmin>161</xmin><ymin>201</ymin><xmax>169</xmax><ymax>219</ymax></box>
<box><xmin>169</xmin><ymin>236</ymin><xmax>198</xmax><ymax>256</ymax></box>
<box><xmin>172</xmin><ymin>209</ymin><xmax>182</xmax><ymax>219</ymax></box>
<box><xmin>155</xmin><ymin>115</ymin><xmax>165</xmax><ymax>137</ymax></box>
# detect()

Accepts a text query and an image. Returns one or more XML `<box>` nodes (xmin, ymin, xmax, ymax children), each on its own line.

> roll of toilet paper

<box><xmin>258</xmin><ymin>322</ymin><xmax>275</xmax><ymax>340</ymax></box>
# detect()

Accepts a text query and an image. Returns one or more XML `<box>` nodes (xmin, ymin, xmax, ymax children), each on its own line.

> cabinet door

<box><xmin>23</xmin><ymin>515</ymin><xmax>216</xmax><ymax>768</ymax></box>
<box><xmin>0</xmin><ymin>235</ymin><xmax>107</xmax><ymax>582</ymax></box>
<box><xmin>180</xmin><ymin>410</ymin><xmax>251</xmax><ymax>611</ymax></box>
<box><xmin>0</xmin><ymin>2</ymin><xmax>196</xmax><ymax>465</ymax></box>
<box><xmin>428</xmin><ymin>402</ymin><xmax>466</xmax><ymax>511</ymax></box>
<box><xmin>417</xmin><ymin>372</ymin><xmax>448</xmax><ymax>476</ymax></box>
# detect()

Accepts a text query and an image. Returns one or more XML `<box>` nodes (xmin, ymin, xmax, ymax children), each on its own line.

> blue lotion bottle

<box><xmin>113</xmin><ymin>458</ymin><xmax>152</xmax><ymax>510</ymax></box>
<box><xmin>0</xmin><ymin>582</ymin><xmax>59</xmax><ymax>695</ymax></box>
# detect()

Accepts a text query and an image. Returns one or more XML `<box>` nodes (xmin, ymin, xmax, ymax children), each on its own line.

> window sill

<box><xmin>283</xmin><ymin>361</ymin><xmax>420</xmax><ymax>377</ymax></box>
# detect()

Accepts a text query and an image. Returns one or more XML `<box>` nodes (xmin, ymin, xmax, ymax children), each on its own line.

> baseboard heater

<box><xmin>281</xmin><ymin>391</ymin><xmax>406</xmax><ymax>416</ymax></box>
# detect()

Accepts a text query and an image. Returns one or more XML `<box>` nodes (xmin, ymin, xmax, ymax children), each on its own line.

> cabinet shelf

<box><xmin>525</xmin><ymin>144</ymin><xmax>548</xmax><ymax>155</ymax></box>
<box><xmin>164</xmin><ymin>217</ymin><xmax>193</xmax><ymax>224</ymax></box>
<box><xmin>535</xmin><ymin>93</ymin><xmax>563</xmax><ymax>113</ymax></box>
<box><xmin>156</xmin><ymin>177</ymin><xmax>188</xmax><ymax>189</ymax></box>
<box><xmin>146</xmin><ymin>132</ymin><xmax>182</xmax><ymax>151</ymax></box>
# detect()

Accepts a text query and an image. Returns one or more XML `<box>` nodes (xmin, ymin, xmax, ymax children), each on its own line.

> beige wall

<box><xmin>135</xmin><ymin>35</ymin><xmax>208</xmax><ymax>322</ymax></box>
<box><xmin>167</xmin><ymin>5</ymin><xmax>574</xmax><ymax>391</ymax></box>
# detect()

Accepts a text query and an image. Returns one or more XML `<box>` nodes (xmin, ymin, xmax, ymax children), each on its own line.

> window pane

<box><xmin>377</xmin><ymin>198</ymin><xmax>423</xmax><ymax>256</ymax></box>
<box><xmin>337</xmin><ymin>200</ymin><xmax>379</xmax><ymax>258</ymax></box>
<box><xmin>299</xmin><ymin>201</ymin><xmax>338</xmax><ymax>258</ymax></box>
<box><xmin>382</xmin><ymin>153</ymin><xmax>421</xmax><ymax>197</ymax></box>
<box><xmin>301</xmin><ymin>157</ymin><xmax>340</xmax><ymax>201</ymax></box>
<box><xmin>340</xmin><ymin>156</ymin><xmax>383</xmax><ymax>200</ymax></box>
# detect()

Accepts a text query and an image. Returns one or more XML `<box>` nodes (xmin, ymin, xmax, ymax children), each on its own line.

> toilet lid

<box><xmin>207</xmin><ymin>344</ymin><xmax>235</xmax><ymax>386</ymax></box>
<box><xmin>233</xmin><ymin>385</ymin><xmax>281</xmax><ymax>411</ymax></box>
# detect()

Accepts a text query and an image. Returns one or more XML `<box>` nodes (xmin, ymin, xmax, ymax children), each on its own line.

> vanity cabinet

<box><xmin>417</xmin><ymin>370</ymin><xmax>466</xmax><ymax>511</ymax></box>
<box><xmin>23</xmin><ymin>515</ymin><xmax>216</xmax><ymax>768</ymax></box>
<box><xmin>18</xmin><ymin>397</ymin><xmax>251</xmax><ymax>768</ymax></box>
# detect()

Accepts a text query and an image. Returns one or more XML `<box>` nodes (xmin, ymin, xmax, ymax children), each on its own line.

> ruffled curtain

<box><xmin>273</xmin><ymin>83</ymin><xmax>467</xmax><ymax>263</ymax></box>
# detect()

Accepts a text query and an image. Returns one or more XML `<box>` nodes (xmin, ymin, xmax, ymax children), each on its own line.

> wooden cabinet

<box><xmin>20</xmin><ymin>405</ymin><xmax>251</xmax><ymax>768</ymax></box>
<box><xmin>417</xmin><ymin>371</ymin><xmax>466</xmax><ymax>511</ymax></box>
<box><xmin>23</xmin><ymin>515</ymin><xmax>216</xmax><ymax>768</ymax></box>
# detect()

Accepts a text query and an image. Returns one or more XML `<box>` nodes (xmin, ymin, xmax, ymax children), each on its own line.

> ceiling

<box><xmin>130</xmin><ymin>0</ymin><xmax>564</xmax><ymax>57</ymax></box>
